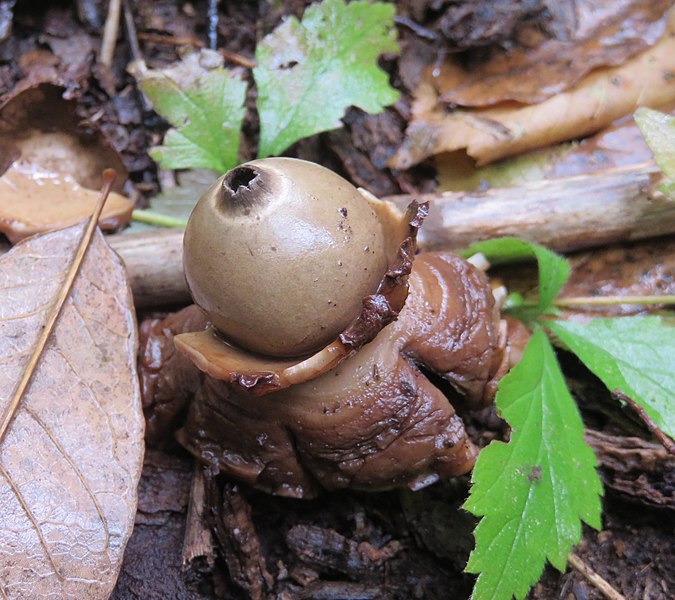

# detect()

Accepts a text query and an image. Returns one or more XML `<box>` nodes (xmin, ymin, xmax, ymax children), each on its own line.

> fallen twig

<box><xmin>100</xmin><ymin>0</ymin><xmax>122</xmax><ymax>68</ymax></box>
<box><xmin>108</xmin><ymin>229</ymin><xmax>189</xmax><ymax>308</ymax></box>
<box><xmin>182</xmin><ymin>463</ymin><xmax>215</xmax><ymax>569</ymax></box>
<box><xmin>219</xmin><ymin>49</ymin><xmax>256</xmax><ymax>69</ymax></box>
<box><xmin>568</xmin><ymin>553</ymin><xmax>627</xmax><ymax>600</ymax></box>
<box><xmin>385</xmin><ymin>163</ymin><xmax>673</xmax><ymax>252</ymax></box>
<box><xmin>122</xmin><ymin>0</ymin><xmax>151</xmax><ymax>114</ymax></box>
<box><xmin>613</xmin><ymin>390</ymin><xmax>675</xmax><ymax>454</ymax></box>
<box><xmin>207</xmin><ymin>0</ymin><xmax>219</xmax><ymax>50</ymax></box>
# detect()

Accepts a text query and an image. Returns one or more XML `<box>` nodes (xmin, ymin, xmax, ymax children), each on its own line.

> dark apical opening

<box><xmin>224</xmin><ymin>166</ymin><xmax>259</xmax><ymax>193</ymax></box>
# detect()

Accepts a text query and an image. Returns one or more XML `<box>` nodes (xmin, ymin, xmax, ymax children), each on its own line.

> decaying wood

<box><xmin>207</xmin><ymin>481</ymin><xmax>274</xmax><ymax>600</ymax></box>
<box><xmin>108</xmin><ymin>228</ymin><xmax>190</xmax><ymax>307</ymax></box>
<box><xmin>385</xmin><ymin>163</ymin><xmax>674</xmax><ymax>252</ymax></box>
<box><xmin>585</xmin><ymin>429</ymin><xmax>675</xmax><ymax>509</ymax></box>
<box><xmin>182</xmin><ymin>463</ymin><xmax>216</xmax><ymax>569</ymax></box>
<box><xmin>286</xmin><ymin>525</ymin><xmax>402</xmax><ymax>575</ymax></box>
<box><xmin>295</xmin><ymin>581</ymin><xmax>387</xmax><ymax>599</ymax></box>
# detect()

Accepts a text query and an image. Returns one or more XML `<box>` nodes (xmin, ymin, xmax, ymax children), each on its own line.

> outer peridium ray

<box><xmin>0</xmin><ymin>169</ymin><xmax>117</xmax><ymax>444</ymax></box>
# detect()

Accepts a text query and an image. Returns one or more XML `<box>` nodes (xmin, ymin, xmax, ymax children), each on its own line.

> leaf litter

<box><xmin>392</xmin><ymin>6</ymin><xmax>675</xmax><ymax>168</ymax></box>
<box><xmin>0</xmin><ymin>83</ymin><xmax>133</xmax><ymax>241</ymax></box>
<box><xmin>1</xmin><ymin>1</ymin><xmax>675</xmax><ymax>600</ymax></box>
<box><xmin>435</xmin><ymin>104</ymin><xmax>672</xmax><ymax>192</ymax></box>
<box><xmin>0</xmin><ymin>211</ymin><xmax>144</xmax><ymax>597</ymax></box>
<box><xmin>434</xmin><ymin>0</ymin><xmax>673</xmax><ymax>106</ymax></box>
<box><xmin>0</xmin><ymin>160</ymin><xmax>133</xmax><ymax>243</ymax></box>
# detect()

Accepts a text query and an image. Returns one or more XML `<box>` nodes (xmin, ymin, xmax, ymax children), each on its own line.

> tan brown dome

<box><xmin>183</xmin><ymin>158</ymin><xmax>389</xmax><ymax>357</ymax></box>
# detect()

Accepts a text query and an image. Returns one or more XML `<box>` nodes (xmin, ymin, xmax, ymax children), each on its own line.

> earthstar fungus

<box><xmin>139</xmin><ymin>158</ymin><xmax>526</xmax><ymax>498</ymax></box>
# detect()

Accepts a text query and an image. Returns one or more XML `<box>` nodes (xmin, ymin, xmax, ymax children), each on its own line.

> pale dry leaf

<box><xmin>435</xmin><ymin>0</ymin><xmax>672</xmax><ymax>106</ymax></box>
<box><xmin>0</xmin><ymin>222</ymin><xmax>144</xmax><ymax>599</ymax></box>
<box><xmin>434</xmin><ymin>106</ymin><xmax>670</xmax><ymax>192</ymax></box>
<box><xmin>0</xmin><ymin>161</ymin><xmax>134</xmax><ymax>243</ymax></box>
<box><xmin>391</xmin><ymin>11</ymin><xmax>675</xmax><ymax>168</ymax></box>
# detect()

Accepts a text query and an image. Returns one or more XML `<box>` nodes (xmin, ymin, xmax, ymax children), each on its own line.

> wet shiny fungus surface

<box><xmin>140</xmin><ymin>252</ymin><xmax>527</xmax><ymax>498</ymax></box>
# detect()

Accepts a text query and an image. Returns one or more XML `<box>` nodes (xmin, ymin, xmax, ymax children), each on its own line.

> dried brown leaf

<box><xmin>391</xmin><ymin>11</ymin><xmax>675</xmax><ymax>168</ymax></box>
<box><xmin>0</xmin><ymin>222</ymin><xmax>144</xmax><ymax>598</ymax></box>
<box><xmin>435</xmin><ymin>106</ymin><xmax>673</xmax><ymax>192</ymax></box>
<box><xmin>435</xmin><ymin>0</ymin><xmax>672</xmax><ymax>106</ymax></box>
<box><xmin>0</xmin><ymin>83</ymin><xmax>127</xmax><ymax>192</ymax></box>
<box><xmin>0</xmin><ymin>161</ymin><xmax>133</xmax><ymax>243</ymax></box>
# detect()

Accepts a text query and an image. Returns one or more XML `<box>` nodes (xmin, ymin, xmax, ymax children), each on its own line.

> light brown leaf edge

<box><xmin>0</xmin><ymin>161</ymin><xmax>134</xmax><ymax>243</ymax></box>
<box><xmin>391</xmin><ymin>9</ymin><xmax>675</xmax><ymax>169</ymax></box>
<box><xmin>435</xmin><ymin>103</ymin><xmax>675</xmax><ymax>192</ymax></box>
<box><xmin>0</xmin><ymin>220</ymin><xmax>144</xmax><ymax>597</ymax></box>
<box><xmin>0</xmin><ymin>83</ymin><xmax>133</xmax><ymax>243</ymax></box>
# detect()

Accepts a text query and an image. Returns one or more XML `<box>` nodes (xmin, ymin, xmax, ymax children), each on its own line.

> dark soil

<box><xmin>1</xmin><ymin>1</ymin><xmax>673</xmax><ymax>599</ymax></box>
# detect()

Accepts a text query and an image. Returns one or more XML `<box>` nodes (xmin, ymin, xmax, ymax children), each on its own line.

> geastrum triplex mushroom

<box><xmin>139</xmin><ymin>158</ymin><xmax>528</xmax><ymax>498</ymax></box>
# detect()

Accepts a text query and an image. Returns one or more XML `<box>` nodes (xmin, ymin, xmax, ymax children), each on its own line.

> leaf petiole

<box><xmin>132</xmin><ymin>209</ymin><xmax>188</xmax><ymax>228</ymax></box>
<box><xmin>555</xmin><ymin>294</ymin><xmax>675</xmax><ymax>307</ymax></box>
<box><xmin>515</xmin><ymin>294</ymin><xmax>675</xmax><ymax>308</ymax></box>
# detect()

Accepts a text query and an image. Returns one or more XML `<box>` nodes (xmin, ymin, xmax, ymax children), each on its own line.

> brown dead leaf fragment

<box><xmin>435</xmin><ymin>0</ymin><xmax>673</xmax><ymax>106</ymax></box>
<box><xmin>0</xmin><ymin>222</ymin><xmax>144</xmax><ymax>598</ymax></box>
<box><xmin>392</xmin><ymin>10</ymin><xmax>675</xmax><ymax>168</ymax></box>
<box><xmin>0</xmin><ymin>83</ymin><xmax>132</xmax><ymax>242</ymax></box>
<box><xmin>0</xmin><ymin>161</ymin><xmax>133</xmax><ymax>243</ymax></box>
<box><xmin>0</xmin><ymin>83</ymin><xmax>127</xmax><ymax>191</ymax></box>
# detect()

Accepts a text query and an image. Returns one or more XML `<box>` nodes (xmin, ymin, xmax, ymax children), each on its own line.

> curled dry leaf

<box><xmin>434</xmin><ymin>0</ymin><xmax>672</xmax><ymax>106</ymax></box>
<box><xmin>391</xmin><ymin>11</ymin><xmax>675</xmax><ymax>168</ymax></box>
<box><xmin>0</xmin><ymin>83</ymin><xmax>127</xmax><ymax>190</ymax></box>
<box><xmin>0</xmin><ymin>223</ymin><xmax>144</xmax><ymax>598</ymax></box>
<box><xmin>0</xmin><ymin>161</ymin><xmax>133</xmax><ymax>243</ymax></box>
<box><xmin>434</xmin><ymin>105</ymin><xmax>672</xmax><ymax>192</ymax></box>
<box><xmin>0</xmin><ymin>83</ymin><xmax>132</xmax><ymax>241</ymax></box>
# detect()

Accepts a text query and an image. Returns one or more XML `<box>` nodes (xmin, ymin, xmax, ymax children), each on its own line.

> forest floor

<box><xmin>0</xmin><ymin>1</ymin><xmax>673</xmax><ymax>599</ymax></box>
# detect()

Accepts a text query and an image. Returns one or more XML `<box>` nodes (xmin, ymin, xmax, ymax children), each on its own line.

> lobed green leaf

<box><xmin>254</xmin><ymin>0</ymin><xmax>399</xmax><ymax>158</ymax></box>
<box><xmin>465</xmin><ymin>328</ymin><xmax>602</xmax><ymax>600</ymax></box>
<box><xmin>548</xmin><ymin>317</ymin><xmax>675</xmax><ymax>439</ymax></box>
<box><xmin>134</xmin><ymin>52</ymin><xmax>247</xmax><ymax>172</ymax></box>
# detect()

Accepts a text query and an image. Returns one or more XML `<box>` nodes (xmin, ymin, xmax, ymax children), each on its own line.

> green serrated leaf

<box><xmin>465</xmin><ymin>328</ymin><xmax>602</xmax><ymax>600</ymax></box>
<box><xmin>460</xmin><ymin>237</ymin><xmax>570</xmax><ymax>315</ymax></box>
<box><xmin>133</xmin><ymin>51</ymin><xmax>247</xmax><ymax>172</ymax></box>
<box><xmin>548</xmin><ymin>317</ymin><xmax>675</xmax><ymax>439</ymax></box>
<box><xmin>254</xmin><ymin>0</ymin><xmax>399</xmax><ymax>158</ymax></box>
<box><xmin>635</xmin><ymin>107</ymin><xmax>675</xmax><ymax>184</ymax></box>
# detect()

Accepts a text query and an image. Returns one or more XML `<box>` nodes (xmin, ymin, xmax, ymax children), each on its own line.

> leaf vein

<box><xmin>0</xmin><ymin>462</ymin><xmax>64</xmax><ymax>582</ymax></box>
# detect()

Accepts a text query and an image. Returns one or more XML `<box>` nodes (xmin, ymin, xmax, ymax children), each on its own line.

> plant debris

<box><xmin>0</xmin><ymin>160</ymin><xmax>133</xmax><ymax>242</ymax></box>
<box><xmin>0</xmin><ymin>221</ymin><xmax>144</xmax><ymax>598</ymax></box>
<box><xmin>392</xmin><ymin>9</ymin><xmax>675</xmax><ymax>168</ymax></box>
<box><xmin>433</xmin><ymin>0</ymin><xmax>672</xmax><ymax>106</ymax></box>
